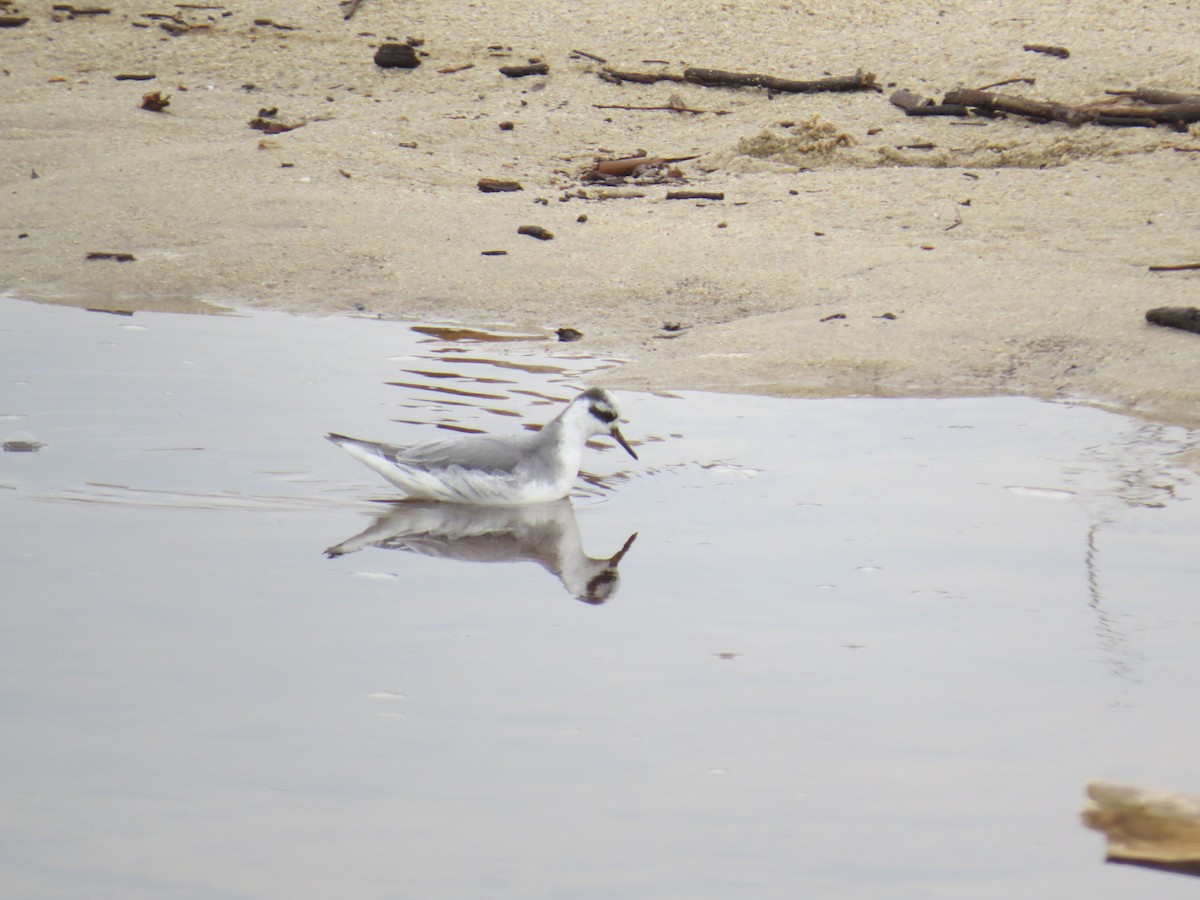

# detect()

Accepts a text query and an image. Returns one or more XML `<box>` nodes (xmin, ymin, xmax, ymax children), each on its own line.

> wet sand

<box><xmin>4</xmin><ymin>0</ymin><xmax>1200</xmax><ymax>423</ymax></box>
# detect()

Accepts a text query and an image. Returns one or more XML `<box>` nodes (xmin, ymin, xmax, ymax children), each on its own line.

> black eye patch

<box><xmin>589</xmin><ymin>404</ymin><xmax>618</xmax><ymax>424</ymax></box>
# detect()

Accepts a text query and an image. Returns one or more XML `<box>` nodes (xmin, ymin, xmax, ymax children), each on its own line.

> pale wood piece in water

<box><xmin>1082</xmin><ymin>781</ymin><xmax>1200</xmax><ymax>872</ymax></box>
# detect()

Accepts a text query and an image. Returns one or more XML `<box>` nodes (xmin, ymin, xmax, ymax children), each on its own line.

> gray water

<box><xmin>2</xmin><ymin>297</ymin><xmax>1199</xmax><ymax>899</ymax></box>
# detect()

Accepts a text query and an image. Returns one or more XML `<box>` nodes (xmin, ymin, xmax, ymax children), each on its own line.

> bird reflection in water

<box><xmin>325</xmin><ymin>499</ymin><xmax>638</xmax><ymax>604</ymax></box>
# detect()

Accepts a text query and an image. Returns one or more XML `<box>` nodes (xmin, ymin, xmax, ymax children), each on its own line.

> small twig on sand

<box><xmin>665</xmin><ymin>190</ymin><xmax>724</xmax><ymax>200</ymax></box>
<box><xmin>1148</xmin><ymin>262</ymin><xmax>1200</xmax><ymax>272</ymax></box>
<box><xmin>571</xmin><ymin>49</ymin><xmax>608</xmax><ymax>64</ymax></box>
<box><xmin>975</xmin><ymin>77</ymin><xmax>1035</xmax><ymax>91</ymax></box>
<box><xmin>683</xmin><ymin>67</ymin><xmax>880</xmax><ymax>93</ymax></box>
<box><xmin>593</xmin><ymin>103</ymin><xmax>712</xmax><ymax>114</ymax></box>
<box><xmin>1023</xmin><ymin>44</ymin><xmax>1070</xmax><ymax>59</ymax></box>
<box><xmin>342</xmin><ymin>0</ymin><xmax>363</xmax><ymax>21</ymax></box>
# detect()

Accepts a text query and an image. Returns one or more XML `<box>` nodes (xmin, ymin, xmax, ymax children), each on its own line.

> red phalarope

<box><xmin>327</xmin><ymin>387</ymin><xmax>638</xmax><ymax>504</ymax></box>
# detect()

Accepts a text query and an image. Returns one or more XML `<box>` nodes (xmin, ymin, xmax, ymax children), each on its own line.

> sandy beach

<box><xmin>4</xmin><ymin>0</ymin><xmax>1200</xmax><ymax>424</ymax></box>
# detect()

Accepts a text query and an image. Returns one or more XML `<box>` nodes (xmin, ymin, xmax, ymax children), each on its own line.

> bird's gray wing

<box><xmin>392</xmin><ymin>432</ymin><xmax>538</xmax><ymax>473</ymax></box>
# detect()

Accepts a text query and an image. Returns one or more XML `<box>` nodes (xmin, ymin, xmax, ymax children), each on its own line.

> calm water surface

<box><xmin>2</xmin><ymin>298</ymin><xmax>1199</xmax><ymax>899</ymax></box>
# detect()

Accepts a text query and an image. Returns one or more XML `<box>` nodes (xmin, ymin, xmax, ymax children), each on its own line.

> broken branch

<box><xmin>943</xmin><ymin>88</ymin><xmax>1089</xmax><ymax>125</ymax></box>
<box><xmin>683</xmin><ymin>67</ymin><xmax>880</xmax><ymax>93</ymax></box>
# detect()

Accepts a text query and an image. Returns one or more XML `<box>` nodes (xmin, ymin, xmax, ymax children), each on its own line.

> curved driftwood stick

<box><xmin>943</xmin><ymin>88</ymin><xmax>1089</xmax><ymax>125</ymax></box>
<box><xmin>683</xmin><ymin>67</ymin><xmax>879</xmax><ymax>93</ymax></box>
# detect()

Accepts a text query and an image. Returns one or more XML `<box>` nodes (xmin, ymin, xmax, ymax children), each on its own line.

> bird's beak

<box><xmin>611</xmin><ymin>425</ymin><xmax>638</xmax><ymax>460</ymax></box>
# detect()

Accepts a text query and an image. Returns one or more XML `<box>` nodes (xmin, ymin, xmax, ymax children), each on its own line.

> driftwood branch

<box><xmin>943</xmin><ymin>88</ymin><xmax>1090</xmax><ymax>125</ymax></box>
<box><xmin>937</xmin><ymin>82</ymin><xmax>1200</xmax><ymax>128</ymax></box>
<box><xmin>683</xmin><ymin>67</ymin><xmax>880</xmax><ymax>93</ymax></box>
<box><xmin>600</xmin><ymin>66</ymin><xmax>878</xmax><ymax>94</ymax></box>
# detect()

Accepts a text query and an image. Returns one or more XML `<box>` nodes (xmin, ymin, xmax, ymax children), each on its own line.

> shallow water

<box><xmin>2</xmin><ymin>297</ymin><xmax>1199</xmax><ymax>899</ymax></box>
